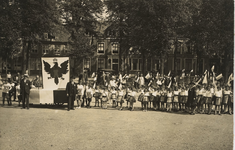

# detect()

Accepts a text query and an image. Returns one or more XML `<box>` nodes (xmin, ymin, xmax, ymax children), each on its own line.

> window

<box><xmin>133</xmin><ymin>59</ymin><xmax>138</xmax><ymax>70</ymax></box>
<box><xmin>31</xmin><ymin>49</ymin><xmax>38</xmax><ymax>54</ymax></box>
<box><xmin>98</xmin><ymin>58</ymin><xmax>105</xmax><ymax>69</ymax></box>
<box><xmin>185</xmin><ymin>59</ymin><xmax>192</xmax><ymax>71</ymax></box>
<box><xmin>49</xmin><ymin>44</ymin><xmax>55</xmax><ymax>51</ymax></box>
<box><xmin>176</xmin><ymin>59</ymin><xmax>181</xmax><ymax>71</ymax></box>
<box><xmin>31</xmin><ymin>44</ymin><xmax>38</xmax><ymax>54</ymax></box>
<box><xmin>147</xmin><ymin>59</ymin><xmax>151</xmax><ymax>71</ymax></box>
<box><xmin>30</xmin><ymin>58</ymin><xmax>41</xmax><ymax>70</ymax></box>
<box><xmin>153</xmin><ymin>59</ymin><xmax>160</xmax><ymax>71</ymax></box>
<box><xmin>112</xmin><ymin>43</ymin><xmax>118</xmax><ymax>54</ymax></box>
<box><xmin>130</xmin><ymin>58</ymin><xmax>142</xmax><ymax>71</ymax></box>
<box><xmin>84</xmin><ymin>58</ymin><xmax>90</xmax><ymax>69</ymax></box>
<box><xmin>139</xmin><ymin>59</ymin><xmax>142</xmax><ymax>71</ymax></box>
<box><xmin>36</xmin><ymin>58</ymin><xmax>41</xmax><ymax>70</ymax></box>
<box><xmin>55</xmin><ymin>45</ymin><xmax>61</xmax><ymax>53</ymax></box>
<box><xmin>97</xmin><ymin>43</ymin><xmax>104</xmax><ymax>54</ymax></box>
<box><xmin>112</xmin><ymin>59</ymin><xmax>119</xmax><ymax>71</ymax></box>
<box><xmin>42</xmin><ymin>45</ymin><xmax>49</xmax><ymax>54</ymax></box>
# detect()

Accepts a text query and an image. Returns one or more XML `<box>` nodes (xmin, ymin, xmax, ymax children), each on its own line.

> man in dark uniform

<box><xmin>66</xmin><ymin>77</ymin><xmax>77</xmax><ymax>111</ymax></box>
<box><xmin>188</xmin><ymin>82</ymin><xmax>196</xmax><ymax>115</ymax></box>
<box><xmin>20</xmin><ymin>74</ymin><xmax>31</xmax><ymax>109</ymax></box>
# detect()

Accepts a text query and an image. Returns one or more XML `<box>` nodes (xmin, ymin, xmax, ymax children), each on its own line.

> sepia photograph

<box><xmin>0</xmin><ymin>0</ymin><xmax>234</xmax><ymax>149</ymax></box>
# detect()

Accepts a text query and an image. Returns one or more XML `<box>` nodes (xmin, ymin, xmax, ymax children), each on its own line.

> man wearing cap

<box><xmin>188</xmin><ymin>82</ymin><xmax>196</xmax><ymax>115</ymax></box>
<box><xmin>66</xmin><ymin>77</ymin><xmax>77</xmax><ymax>111</ymax></box>
<box><xmin>20</xmin><ymin>74</ymin><xmax>32</xmax><ymax>109</ymax></box>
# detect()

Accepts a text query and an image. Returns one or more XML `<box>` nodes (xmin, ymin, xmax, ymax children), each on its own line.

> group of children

<box><xmin>74</xmin><ymin>79</ymin><xmax>233</xmax><ymax>115</ymax></box>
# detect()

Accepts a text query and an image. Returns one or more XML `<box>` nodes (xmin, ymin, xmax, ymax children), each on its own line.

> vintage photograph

<box><xmin>0</xmin><ymin>0</ymin><xmax>233</xmax><ymax>149</ymax></box>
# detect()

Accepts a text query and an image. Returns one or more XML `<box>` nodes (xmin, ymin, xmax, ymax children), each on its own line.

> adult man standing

<box><xmin>66</xmin><ymin>77</ymin><xmax>77</xmax><ymax>111</ymax></box>
<box><xmin>20</xmin><ymin>74</ymin><xmax>31</xmax><ymax>109</ymax></box>
<box><xmin>188</xmin><ymin>83</ymin><xmax>196</xmax><ymax>115</ymax></box>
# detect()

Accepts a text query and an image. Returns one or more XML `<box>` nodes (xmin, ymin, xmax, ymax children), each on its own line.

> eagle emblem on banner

<box><xmin>43</xmin><ymin>58</ymin><xmax>69</xmax><ymax>85</ymax></box>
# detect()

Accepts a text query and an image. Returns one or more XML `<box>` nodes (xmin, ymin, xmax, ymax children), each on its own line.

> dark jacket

<box><xmin>188</xmin><ymin>87</ymin><xmax>196</xmax><ymax>104</ymax></box>
<box><xmin>66</xmin><ymin>82</ymin><xmax>77</xmax><ymax>96</ymax></box>
<box><xmin>20</xmin><ymin>79</ymin><xmax>31</xmax><ymax>95</ymax></box>
<box><xmin>13</xmin><ymin>75</ymin><xmax>21</xmax><ymax>84</ymax></box>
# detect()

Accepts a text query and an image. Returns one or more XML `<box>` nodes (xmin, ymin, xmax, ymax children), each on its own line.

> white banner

<box><xmin>41</xmin><ymin>57</ymin><xmax>70</xmax><ymax>90</ymax></box>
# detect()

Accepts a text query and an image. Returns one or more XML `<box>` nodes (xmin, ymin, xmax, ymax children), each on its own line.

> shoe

<box><xmin>21</xmin><ymin>107</ymin><xmax>25</xmax><ymax>109</ymax></box>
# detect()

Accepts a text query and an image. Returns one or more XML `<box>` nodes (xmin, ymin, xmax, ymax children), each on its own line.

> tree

<box><xmin>0</xmin><ymin>0</ymin><xmax>22</xmax><ymax>74</ymax></box>
<box><xmin>187</xmin><ymin>0</ymin><xmax>233</xmax><ymax>79</ymax></box>
<box><xmin>58</xmin><ymin>0</ymin><xmax>103</xmax><ymax>58</ymax></box>
<box><xmin>106</xmin><ymin>0</ymin><xmax>195</xmax><ymax>75</ymax></box>
<box><xmin>0</xmin><ymin>0</ymin><xmax>60</xmax><ymax>74</ymax></box>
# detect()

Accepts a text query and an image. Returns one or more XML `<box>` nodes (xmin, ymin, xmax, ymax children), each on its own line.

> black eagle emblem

<box><xmin>43</xmin><ymin>58</ymin><xmax>69</xmax><ymax>85</ymax></box>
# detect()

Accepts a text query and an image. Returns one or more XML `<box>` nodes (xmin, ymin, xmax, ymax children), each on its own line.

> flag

<box><xmin>91</xmin><ymin>72</ymin><xmax>95</xmax><ymax>78</ymax></box>
<box><xmin>148</xmin><ymin>80</ymin><xmax>152</xmax><ymax>87</ymax></box>
<box><xmin>157</xmin><ymin>80</ymin><xmax>162</xmax><ymax>85</ymax></box>
<box><xmin>180</xmin><ymin>69</ymin><xmax>185</xmax><ymax>78</ymax></box>
<box><xmin>168</xmin><ymin>71</ymin><xmax>171</xmax><ymax>77</ymax></box>
<box><xmin>211</xmin><ymin>65</ymin><xmax>215</xmax><ymax>73</ymax></box>
<box><xmin>145</xmin><ymin>73</ymin><xmax>150</xmax><ymax>79</ymax></box>
<box><xmin>167</xmin><ymin>80</ymin><xmax>172</xmax><ymax>88</ymax></box>
<box><xmin>195</xmin><ymin>78</ymin><xmax>202</xmax><ymax>85</ymax></box>
<box><xmin>41</xmin><ymin>57</ymin><xmax>70</xmax><ymax>90</ymax></box>
<box><xmin>227</xmin><ymin>73</ymin><xmax>233</xmax><ymax>86</ymax></box>
<box><xmin>202</xmin><ymin>73</ymin><xmax>208</xmax><ymax>84</ymax></box>
<box><xmin>216</xmin><ymin>74</ymin><xmax>223</xmax><ymax>80</ymax></box>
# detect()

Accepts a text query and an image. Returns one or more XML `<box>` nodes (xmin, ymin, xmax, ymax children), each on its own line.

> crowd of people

<box><xmin>1</xmin><ymin>69</ymin><xmax>233</xmax><ymax>115</ymax></box>
<box><xmin>66</xmin><ymin>69</ymin><xmax>234</xmax><ymax>115</ymax></box>
<box><xmin>0</xmin><ymin>72</ymin><xmax>41</xmax><ymax>109</ymax></box>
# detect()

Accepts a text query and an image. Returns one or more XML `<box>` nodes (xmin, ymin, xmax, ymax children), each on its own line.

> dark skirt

<box><xmin>199</xmin><ymin>97</ymin><xmax>206</xmax><ymax>105</ymax></box>
<box><xmin>205</xmin><ymin>97</ymin><xmax>212</xmax><ymax>104</ymax></box>
<box><xmin>160</xmin><ymin>96</ymin><xmax>165</xmax><ymax>103</ymax></box>
<box><xmin>129</xmin><ymin>96</ymin><xmax>136</xmax><ymax>103</ymax></box>
<box><xmin>117</xmin><ymin>96</ymin><xmax>124</xmax><ymax>103</ymax></box>
<box><xmin>153</xmin><ymin>96</ymin><xmax>159</xmax><ymax>102</ymax></box>
<box><xmin>149</xmin><ymin>95</ymin><xmax>154</xmax><ymax>102</ymax></box>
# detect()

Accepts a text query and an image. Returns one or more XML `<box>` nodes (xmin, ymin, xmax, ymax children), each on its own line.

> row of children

<box><xmin>1</xmin><ymin>79</ymin><xmax>21</xmax><ymax>106</ymax></box>
<box><xmin>74</xmin><ymin>79</ymin><xmax>233</xmax><ymax>115</ymax></box>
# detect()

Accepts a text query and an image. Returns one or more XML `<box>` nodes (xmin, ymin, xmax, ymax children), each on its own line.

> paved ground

<box><xmin>0</xmin><ymin>100</ymin><xmax>233</xmax><ymax>150</ymax></box>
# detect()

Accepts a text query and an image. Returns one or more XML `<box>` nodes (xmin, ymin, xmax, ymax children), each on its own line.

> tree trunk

<box><xmin>126</xmin><ymin>47</ymin><xmax>129</xmax><ymax>74</ymax></box>
<box><xmin>174</xmin><ymin>38</ymin><xmax>178</xmax><ymax>75</ymax></box>
<box><xmin>5</xmin><ymin>58</ymin><xmax>7</xmax><ymax>76</ymax></box>
<box><xmin>141</xmin><ymin>48</ymin><xmax>146</xmax><ymax>75</ymax></box>
<box><xmin>26</xmin><ymin>41</ymin><xmax>31</xmax><ymax>75</ymax></box>
<box><xmin>21</xmin><ymin>40</ymin><xmax>27</xmax><ymax>74</ymax></box>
